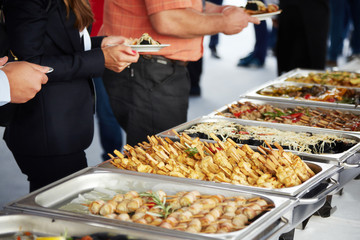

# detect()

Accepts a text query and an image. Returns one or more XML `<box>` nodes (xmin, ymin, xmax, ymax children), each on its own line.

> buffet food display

<box><xmin>256</xmin><ymin>83</ymin><xmax>359</xmax><ymax>105</ymax></box>
<box><xmin>284</xmin><ymin>71</ymin><xmax>360</xmax><ymax>88</ymax></box>
<box><xmin>61</xmin><ymin>189</ymin><xmax>274</xmax><ymax>234</ymax></box>
<box><xmin>178</xmin><ymin>120</ymin><xmax>357</xmax><ymax>155</ymax></box>
<box><xmin>4</xmin><ymin>169</ymin><xmax>295</xmax><ymax>240</ymax></box>
<box><xmin>214</xmin><ymin>100</ymin><xmax>360</xmax><ymax>132</ymax></box>
<box><xmin>3</xmin><ymin>68</ymin><xmax>360</xmax><ymax>240</ymax></box>
<box><xmin>0</xmin><ymin>213</ymin><xmax>149</xmax><ymax>240</ymax></box>
<box><xmin>109</xmin><ymin>132</ymin><xmax>316</xmax><ymax>189</ymax></box>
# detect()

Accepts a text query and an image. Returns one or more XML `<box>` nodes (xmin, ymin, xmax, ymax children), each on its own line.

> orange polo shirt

<box><xmin>99</xmin><ymin>0</ymin><xmax>203</xmax><ymax>61</ymax></box>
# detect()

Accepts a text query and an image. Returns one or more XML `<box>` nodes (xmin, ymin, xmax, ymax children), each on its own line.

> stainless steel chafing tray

<box><xmin>275</xmin><ymin>68</ymin><xmax>360</xmax><ymax>89</ymax></box>
<box><xmin>94</xmin><ymin>166</ymin><xmax>340</xmax><ymax>234</ymax></box>
<box><xmin>98</xmin><ymin>157</ymin><xmax>339</xmax><ymax>198</ymax></box>
<box><xmin>207</xmin><ymin>98</ymin><xmax>360</xmax><ymax>136</ymax></box>
<box><xmin>242</xmin><ymin>80</ymin><xmax>360</xmax><ymax>110</ymax></box>
<box><xmin>0</xmin><ymin>213</ymin><xmax>171</xmax><ymax>240</ymax></box>
<box><xmin>157</xmin><ymin>116</ymin><xmax>360</xmax><ymax>163</ymax></box>
<box><xmin>4</xmin><ymin>168</ymin><xmax>296</xmax><ymax>240</ymax></box>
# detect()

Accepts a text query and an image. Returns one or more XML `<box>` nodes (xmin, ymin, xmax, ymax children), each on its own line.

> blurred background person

<box><xmin>237</xmin><ymin>0</ymin><xmax>269</xmax><ymax>68</ymax></box>
<box><xmin>208</xmin><ymin>0</ymin><xmax>223</xmax><ymax>59</ymax></box>
<box><xmin>327</xmin><ymin>0</ymin><xmax>360</xmax><ymax>67</ymax></box>
<box><xmin>276</xmin><ymin>0</ymin><xmax>330</xmax><ymax>75</ymax></box>
<box><xmin>187</xmin><ymin>57</ymin><xmax>203</xmax><ymax>96</ymax></box>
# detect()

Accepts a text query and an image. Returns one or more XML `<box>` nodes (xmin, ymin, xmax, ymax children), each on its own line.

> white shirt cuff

<box><xmin>0</xmin><ymin>69</ymin><xmax>11</xmax><ymax>106</ymax></box>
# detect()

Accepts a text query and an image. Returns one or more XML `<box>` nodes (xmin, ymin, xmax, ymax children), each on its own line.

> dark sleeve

<box><xmin>91</xmin><ymin>36</ymin><xmax>104</xmax><ymax>49</ymax></box>
<box><xmin>5</xmin><ymin>0</ymin><xmax>106</xmax><ymax>82</ymax></box>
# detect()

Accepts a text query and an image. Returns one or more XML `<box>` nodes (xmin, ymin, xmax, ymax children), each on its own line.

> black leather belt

<box><xmin>141</xmin><ymin>54</ymin><xmax>188</xmax><ymax>67</ymax></box>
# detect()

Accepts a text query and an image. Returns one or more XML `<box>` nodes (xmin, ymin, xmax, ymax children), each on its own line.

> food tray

<box><xmin>98</xmin><ymin>155</ymin><xmax>339</xmax><ymax>198</ymax></box>
<box><xmin>158</xmin><ymin>116</ymin><xmax>360</xmax><ymax>163</ymax></box>
<box><xmin>274</xmin><ymin>68</ymin><xmax>360</xmax><ymax>89</ymax></box>
<box><xmin>0</xmin><ymin>213</ymin><xmax>167</xmax><ymax>240</ymax></box>
<box><xmin>207</xmin><ymin>98</ymin><xmax>360</xmax><ymax>136</ymax></box>
<box><xmin>243</xmin><ymin>81</ymin><xmax>360</xmax><ymax>110</ymax></box>
<box><xmin>4</xmin><ymin>168</ymin><xmax>295</xmax><ymax>240</ymax></box>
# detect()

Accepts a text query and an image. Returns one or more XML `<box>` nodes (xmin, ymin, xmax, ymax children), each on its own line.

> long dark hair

<box><xmin>63</xmin><ymin>0</ymin><xmax>94</xmax><ymax>30</ymax></box>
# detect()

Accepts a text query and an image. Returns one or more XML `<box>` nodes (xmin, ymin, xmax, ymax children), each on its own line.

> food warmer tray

<box><xmin>242</xmin><ymin>81</ymin><xmax>360</xmax><ymax>110</ymax></box>
<box><xmin>269</xmin><ymin>68</ymin><xmax>360</xmax><ymax>89</ymax></box>
<box><xmin>98</xmin><ymin>153</ymin><xmax>339</xmax><ymax>199</ymax></box>
<box><xmin>4</xmin><ymin>167</ymin><xmax>296</xmax><ymax>240</ymax></box>
<box><xmin>93</xmin><ymin>166</ymin><xmax>340</xmax><ymax>234</ymax></box>
<box><xmin>207</xmin><ymin>98</ymin><xmax>360</xmax><ymax>136</ymax></box>
<box><xmin>157</xmin><ymin>116</ymin><xmax>360</xmax><ymax>163</ymax></box>
<box><xmin>0</xmin><ymin>213</ymin><xmax>174</xmax><ymax>240</ymax></box>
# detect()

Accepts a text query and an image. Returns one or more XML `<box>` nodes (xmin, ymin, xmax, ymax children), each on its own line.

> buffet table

<box><xmin>1</xmin><ymin>66</ymin><xmax>360</xmax><ymax>239</ymax></box>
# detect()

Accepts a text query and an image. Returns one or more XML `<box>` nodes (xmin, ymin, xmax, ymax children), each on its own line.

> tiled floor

<box><xmin>1</xmin><ymin>13</ymin><xmax>360</xmax><ymax>238</ymax></box>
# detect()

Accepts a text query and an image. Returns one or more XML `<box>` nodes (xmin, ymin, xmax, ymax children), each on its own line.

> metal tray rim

<box><xmin>242</xmin><ymin>81</ymin><xmax>360</xmax><ymax>110</ymax></box>
<box><xmin>206</xmin><ymin>98</ymin><xmax>360</xmax><ymax>136</ymax></box>
<box><xmin>4</xmin><ymin>168</ymin><xmax>296</xmax><ymax>240</ymax></box>
<box><xmin>158</xmin><ymin>116</ymin><xmax>360</xmax><ymax>163</ymax></box>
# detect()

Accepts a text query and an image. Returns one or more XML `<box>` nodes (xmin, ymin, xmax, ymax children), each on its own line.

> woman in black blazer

<box><xmin>4</xmin><ymin>0</ymin><xmax>139</xmax><ymax>191</ymax></box>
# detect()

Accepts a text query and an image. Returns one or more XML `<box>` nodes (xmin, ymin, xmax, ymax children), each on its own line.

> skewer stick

<box><xmin>264</xmin><ymin>140</ymin><xmax>273</xmax><ymax>151</ymax></box>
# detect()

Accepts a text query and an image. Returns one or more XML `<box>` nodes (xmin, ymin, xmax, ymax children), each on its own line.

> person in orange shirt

<box><xmin>100</xmin><ymin>0</ymin><xmax>259</xmax><ymax>146</ymax></box>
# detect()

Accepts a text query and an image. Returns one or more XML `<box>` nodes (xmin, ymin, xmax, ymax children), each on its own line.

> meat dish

<box><xmin>285</xmin><ymin>71</ymin><xmax>360</xmax><ymax>88</ymax></box>
<box><xmin>257</xmin><ymin>84</ymin><xmax>360</xmax><ymax>106</ymax></box>
<box><xmin>216</xmin><ymin>101</ymin><xmax>360</xmax><ymax>131</ymax></box>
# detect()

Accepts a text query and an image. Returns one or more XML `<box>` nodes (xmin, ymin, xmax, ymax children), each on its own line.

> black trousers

<box><xmin>13</xmin><ymin>151</ymin><xmax>87</xmax><ymax>192</ymax></box>
<box><xmin>103</xmin><ymin>56</ymin><xmax>191</xmax><ymax>146</ymax></box>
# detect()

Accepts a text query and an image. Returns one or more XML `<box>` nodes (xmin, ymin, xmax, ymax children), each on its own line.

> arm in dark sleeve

<box><xmin>5</xmin><ymin>0</ymin><xmax>105</xmax><ymax>82</ymax></box>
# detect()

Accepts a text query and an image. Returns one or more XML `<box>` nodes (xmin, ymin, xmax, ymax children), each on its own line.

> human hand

<box><xmin>2</xmin><ymin>61</ymin><xmax>49</xmax><ymax>103</ymax></box>
<box><xmin>101</xmin><ymin>36</ymin><xmax>128</xmax><ymax>48</ymax></box>
<box><xmin>102</xmin><ymin>44</ymin><xmax>139</xmax><ymax>73</ymax></box>
<box><xmin>221</xmin><ymin>6</ymin><xmax>260</xmax><ymax>35</ymax></box>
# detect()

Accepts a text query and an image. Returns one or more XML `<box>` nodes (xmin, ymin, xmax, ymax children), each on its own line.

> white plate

<box><xmin>127</xmin><ymin>44</ymin><xmax>171</xmax><ymax>52</ymax></box>
<box><xmin>252</xmin><ymin>10</ymin><xmax>282</xmax><ymax>21</ymax></box>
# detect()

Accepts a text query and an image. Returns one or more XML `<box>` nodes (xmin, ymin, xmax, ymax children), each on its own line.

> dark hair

<box><xmin>63</xmin><ymin>0</ymin><xmax>94</xmax><ymax>30</ymax></box>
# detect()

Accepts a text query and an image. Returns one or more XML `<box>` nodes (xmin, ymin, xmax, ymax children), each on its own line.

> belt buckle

<box><xmin>142</xmin><ymin>54</ymin><xmax>152</xmax><ymax>60</ymax></box>
<box><xmin>156</xmin><ymin>59</ymin><xmax>168</xmax><ymax>65</ymax></box>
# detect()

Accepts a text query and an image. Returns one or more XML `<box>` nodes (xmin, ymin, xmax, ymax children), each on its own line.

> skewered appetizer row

<box><xmin>182</xmin><ymin>121</ymin><xmax>357</xmax><ymax>154</ymax></box>
<box><xmin>109</xmin><ymin>132</ymin><xmax>315</xmax><ymax>189</ymax></box>
<box><xmin>87</xmin><ymin>190</ymin><xmax>273</xmax><ymax>234</ymax></box>
<box><xmin>285</xmin><ymin>71</ymin><xmax>360</xmax><ymax>88</ymax></box>
<box><xmin>257</xmin><ymin>84</ymin><xmax>360</xmax><ymax>105</ymax></box>
<box><xmin>216</xmin><ymin>101</ymin><xmax>360</xmax><ymax>131</ymax></box>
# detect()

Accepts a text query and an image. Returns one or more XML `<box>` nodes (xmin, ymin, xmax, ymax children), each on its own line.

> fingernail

<box><xmin>46</xmin><ymin>67</ymin><xmax>54</xmax><ymax>73</ymax></box>
<box><xmin>132</xmin><ymin>50</ymin><xmax>137</xmax><ymax>54</ymax></box>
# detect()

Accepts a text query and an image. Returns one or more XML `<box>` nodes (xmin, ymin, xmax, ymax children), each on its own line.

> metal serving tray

<box><xmin>4</xmin><ymin>168</ymin><xmax>295</xmax><ymax>240</ymax></box>
<box><xmin>93</xmin><ymin>166</ymin><xmax>340</xmax><ymax>234</ymax></box>
<box><xmin>98</xmin><ymin>156</ymin><xmax>339</xmax><ymax>198</ymax></box>
<box><xmin>243</xmin><ymin>81</ymin><xmax>360</xmax><ymax>110</ymax></box>
<box><xmin>0</xmin><ymin>213</ymin><xmax>169</xmax><ymax>240</ymax></box>
<box><xmin>275</xmin><ymin>68</ymin><xmax>360</xmax><ymax>89</ymax></box>
<box><xmin>157</xmin><ymin>116</ymin><xmax>360</xmax><ymax>163</ymax></box>
<box><xmin>207</xmin><ymin>98</ymin><xmax>360</xmax><ymax>136</ymax></box>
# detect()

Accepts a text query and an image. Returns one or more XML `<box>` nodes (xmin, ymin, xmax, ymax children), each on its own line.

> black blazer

<box><xmin>4</xmin><ymin>0</ymin><xmax>105</xmax><ymax>156</ymax></box>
